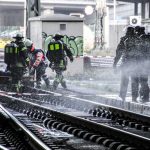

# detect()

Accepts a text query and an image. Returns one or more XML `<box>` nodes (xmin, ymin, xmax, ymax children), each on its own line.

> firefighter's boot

<box><xmin>53</xmin><ymin>81</ymin><xmax>59</xmax><ymax>90</ymax></box>
<box><xmin>61</xmin><ymin>80</ymin><xmax>67</xmax><ymax>89</ymax></box>
<box><xmin>36</xmin><ymin>81</ymin><xmax>41</xmax><ymax>89</ymax></box>
<box><xmin>44</xmin><ymin>78</ymin><xmax>50</xmax><ymax>88</ymax></box>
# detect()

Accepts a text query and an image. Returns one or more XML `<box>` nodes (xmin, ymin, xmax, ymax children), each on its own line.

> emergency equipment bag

<box><xmin>4</xmin><ymin>42</ymin><xmax>19</xmax><ymax>65</ymax></box>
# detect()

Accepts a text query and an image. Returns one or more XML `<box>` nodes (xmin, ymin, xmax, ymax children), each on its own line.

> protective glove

<box><xmin>29</xmin><ymin>67</ymin><xmax>35</xmax><ymax>75</ymax></box>
<box><xmin>69</xmin><ymin>56</ymin><xmax>74</xmax><ymax>62</ymax></box>
<box><xmin>5</xmin><ymin>65</ymin><xmax>10</xmax><ymax>72</ymax></box>
<box><xmin>49</xmin><ymin>63</ymin><xmax>55</xmax><ymax>71</ymax></box>
<box><xmin>49</xmin><ymin>63</ymin><xmax>52</xmax><ymax>68</ymax></box>
<box><xmin>23</xmin><ymin>67</ymin><xmax>29</xmax><ymax>77</ymax></box>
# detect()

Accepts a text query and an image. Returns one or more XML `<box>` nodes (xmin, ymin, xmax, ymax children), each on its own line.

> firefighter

<box><xmin>24</xmin><ymin>39</ymin><xmax>50</xmax><ymax>88</ymax></box>
<box><xmin>132</xmin><ymin>26</ymin><xmax>149</xmax><ymax>103</ymax></box>
<box><xmin>4</xmin><ymin>33</ymin><xmax>29</xmax><ymax>92</ymax></box>
<box><xmin>113</xmin><ymin>26</ymin><xmax>134</xmax><ymax>101</ymax></box>
<box><xmin>46</xmin><ymin>33</ymin><xmax>74</xmax><ymax>90</ymax></box>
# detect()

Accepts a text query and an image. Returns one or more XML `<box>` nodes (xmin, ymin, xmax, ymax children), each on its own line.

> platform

<box><xmin>62</xmin><ymin>81</ymin><xmax>150</xmax><ymax>116</ymax></box>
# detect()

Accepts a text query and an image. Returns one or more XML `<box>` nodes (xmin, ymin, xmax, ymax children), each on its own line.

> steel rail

<box><xmin>67</xmin><ymin>95</ymin><xmax>150</xmax><ymax>125</ymax></box>
<box><xmin>0</xmin><ymin>104</ymin><xmax>52</xmax><ymax>150</ymax></box>
<box><xmin>27</xmin><ymin>87</ymin><xmax>150</xmax><ymax>125</ymax></box>
<box><xmin>0</xmin><ymin>93</ymin><xmax>150</xmax><ymax>149</ymax></box>
<box><xmin>0</xmin><ymin>145</ymin><xmax>9</xmax><ymax>150</ymax></box>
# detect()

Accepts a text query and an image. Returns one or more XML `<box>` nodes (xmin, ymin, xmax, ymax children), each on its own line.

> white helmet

<box><xmin>24</xmin><ymin>39</ymin><xmax>33</xmax><ymax>47</ymax></box>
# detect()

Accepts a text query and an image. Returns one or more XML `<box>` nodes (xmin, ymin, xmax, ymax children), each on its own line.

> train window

<box><xmin>60</xmin><ymin>24</ymin><xmax>66</xmax><ymax>31</ymax></box>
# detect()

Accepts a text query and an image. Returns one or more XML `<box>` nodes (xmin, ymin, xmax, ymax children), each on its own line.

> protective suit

<box><xmin>46</xmin><ymin>33</ymin><xmax>73</xmax><ymax>90</ymax></box>
<box><xmin>113</xmin><ymin>26</ymin><xmax>135</xmax><ymax>101</ymax></box>
<box><xmin>4</xmin><ymin>33</ymin><xmax>29</xmax><ymax>92</ymax></box>
<box><xmin>132</xmin><ymin>26</ymin><xmax>149</xmax><ymax>103</ymax></box>
<box><xmin>24</xmin><ymin>39</ymin><xmax>50</xmax><ymax>88</ymax></box>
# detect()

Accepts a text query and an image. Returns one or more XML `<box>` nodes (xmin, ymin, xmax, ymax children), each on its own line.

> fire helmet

<box><xmin>126</xmin><ymin>26</ymin><xmax>134</xmax><ymax>35</ymax></box>
<box><xmin>53</xmin><ymin>33</ymin><xmax>64</xmax><ymax>39</ymax></box>
<box><xmin>24</xmin><ymin>39</ymin><xmax>33</xmax><ymax>47</ymax></box>
<box><xmin>13</xmin><ymin>33</ymin><xmax>24</xmax><ymax>39</ymax></box>
<box><xmin>134</xmin><ymin>26</ymin><xmax>145</xmax><ymax>34</ymax></box>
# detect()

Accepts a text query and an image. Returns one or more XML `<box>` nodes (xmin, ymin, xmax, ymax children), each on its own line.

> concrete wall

<box><xmin>46</xmin><ymin>57</ymin><xmax>83</xmax><ymax>77</ymax></box>
<box><xmin>109</xmin><ymin>3</ymin><xmax>135</xmax><ymax>20</ymax></box>
<box><xmin>43</xmin><ymin>21</ymin><xmax>83</xmax><ymax>75</ymax></box>
<box><xmin>29</xmin><ymin>19</ymin><xmax>84</xmax><ymax>75</ymax></box>
<box><xmin>30</xmin><ymin>21</ymin><xmax>83</xmax><ymax>49</ymax></box>
<box><xmin>66</xmin><ymin>57</ymin><xmax>83</xmax><ymax>76</ymax></box>
<box><xmin>109</xmin><ymin>25</ymin><xmax>126</xmax><ymax>53</ymax></box>
<box><xmin>42</xmin><ymin>22</ymin><xmax>83</xmax><ymax>37</ymax></box>
<box><xmin>30</xmin><ymin>21</ymin><xmax>42</xmax><ymax>49</ymax></box>
<box><xmin>42</xmin><ymin>21</ymin><xmax>83</xmax><ymax>75</ymax></box>
<box><xmin>0</xmin><ymin>8</ymin><xmax>23</xmax><ymax>26</ymax></box>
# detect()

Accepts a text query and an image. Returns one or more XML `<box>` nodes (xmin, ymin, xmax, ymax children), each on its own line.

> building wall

<box><xmin>42</xmin><ymin>22</ymin><xmax>83</xmax><ymax>37</ymax></box>
<box><xmin>109</xmin><ymin>3</ymin><xmax>135</xmax><ymax>20</ymax></box>
<box><xmin>109</xmin><ymin>25</ymin><xmax>126</xmax><ymax>53</ymax></box>
<box><xmin>0</xmin><ymin>8</ymin><xmax>23</xmax><ymax>26</ymax></box>
<box><xmin>42</xmin><ymin>21</ymin><xmax>83</xmax><ymax>75</ymax></box>
<box><xmin>30</xmin><ymin>21</ymin><xmax>42</xmax><ymax>49</ymax></box>
<box><xmin>29</xmin><ymin>19</ymin><xmax>83</xmax><ymax>75</ymax></box>
<box><xmin>42</xmin><ymin>21</ymin><xmax>83</xmax><ymax>55</ymax></box>
<box><xmin>46</xmin><ymin>57</ymin><xmax>83</xmax><ymax>77</ymax></box>
<box><xmin>108</xmin><ymin>3</ymin><xmax>135</xmax><ymax>53</ymax></box>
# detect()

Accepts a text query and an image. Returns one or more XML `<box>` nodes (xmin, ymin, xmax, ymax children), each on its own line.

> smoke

<box><xmin>83</xmin><ymin>25</ymin><xmax>95</xmax><ymax>52</ymax></box>
<box><xmin>120</xmin><ymin>59</ymin><xmax>150</xmax><ymax>77</ymax></box>
<box><xmin>67</xmin><ymin>57</ymin><xmax>150</xmax><ymax>99</ymax></box>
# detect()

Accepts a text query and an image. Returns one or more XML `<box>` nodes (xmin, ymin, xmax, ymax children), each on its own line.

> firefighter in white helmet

<box><xmin>24</xmin><ymin>39</ymin><xmax>50</xmax><ymax>88</ymax></box>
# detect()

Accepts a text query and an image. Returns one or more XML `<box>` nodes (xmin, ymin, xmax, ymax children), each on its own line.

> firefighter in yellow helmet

<box><xmin>46</xmin><ymin>33</ymin><xmax>73</xmax><ymax>90</ymax></box>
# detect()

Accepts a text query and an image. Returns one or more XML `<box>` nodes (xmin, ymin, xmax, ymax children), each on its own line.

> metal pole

<box><xmin>34</xmin><ymin>0</ymin><xmax>41</xmax><ymax>16</ymax></box>
<box><xmin>94</xmin><ymin>10</ymin><xmax>97</xmax><ymax>49</ymax></box>
<box><xmin>149</xmin><ymin>2</ymin><xmax>150</xmax><ymax>18</ymax></box>
<box><xmin>113</xmin><ymin>0</ymin><xmax>116</xmax><ymax>21</ymax></box>
<box><xmin>134</xmin><ymin>2</ymin><xmax>138</xmax><ymax>16</ymax></box>
<box><xmin>24</xmin><ymin>0</ymin><xmax>26</xmax><ymax>38</ymax></box>
<box><xmin>26</xmin><ymin>0</ymin><xmax>31</xmax><ymax>38</ymax></box>
<box><xmin>104</xmin><ymin>7</ymin><xmax>109</xmax><ymax>49</ymax></box>
<box><xmin>141</xmin><ymin>2</ymin><xmax>145</xmax><ymax>19</ymax></box>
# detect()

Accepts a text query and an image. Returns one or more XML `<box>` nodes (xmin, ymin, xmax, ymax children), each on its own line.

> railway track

<box><xmin>0</xmin><ymin>87</ymin><xmax>149</xmax><ymax>150</ymax></box>
<box><xmin>0</xmin><ymin>95</ymin><xmax>110</xmax><ymax>149</ymax></box>
<box><xmin>0</xmin><ymin>104</ymin><xmax>50</xmax><ymax>150</ymax></box>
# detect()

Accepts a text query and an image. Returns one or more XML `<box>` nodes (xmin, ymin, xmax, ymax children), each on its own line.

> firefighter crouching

<box><xmin>4</xmin><ymin>33</ymin><xmax>29</xmax><ymax>92</ymax></box>
<box><xmin>46</xmin><ymin>33</ymin><xmax>74</xmax><ymax>90</ymax></box>
<box><xmin>24</xmin><ymin>39</ymin><xmax>50</xmax><ymax>88</ymax></box>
